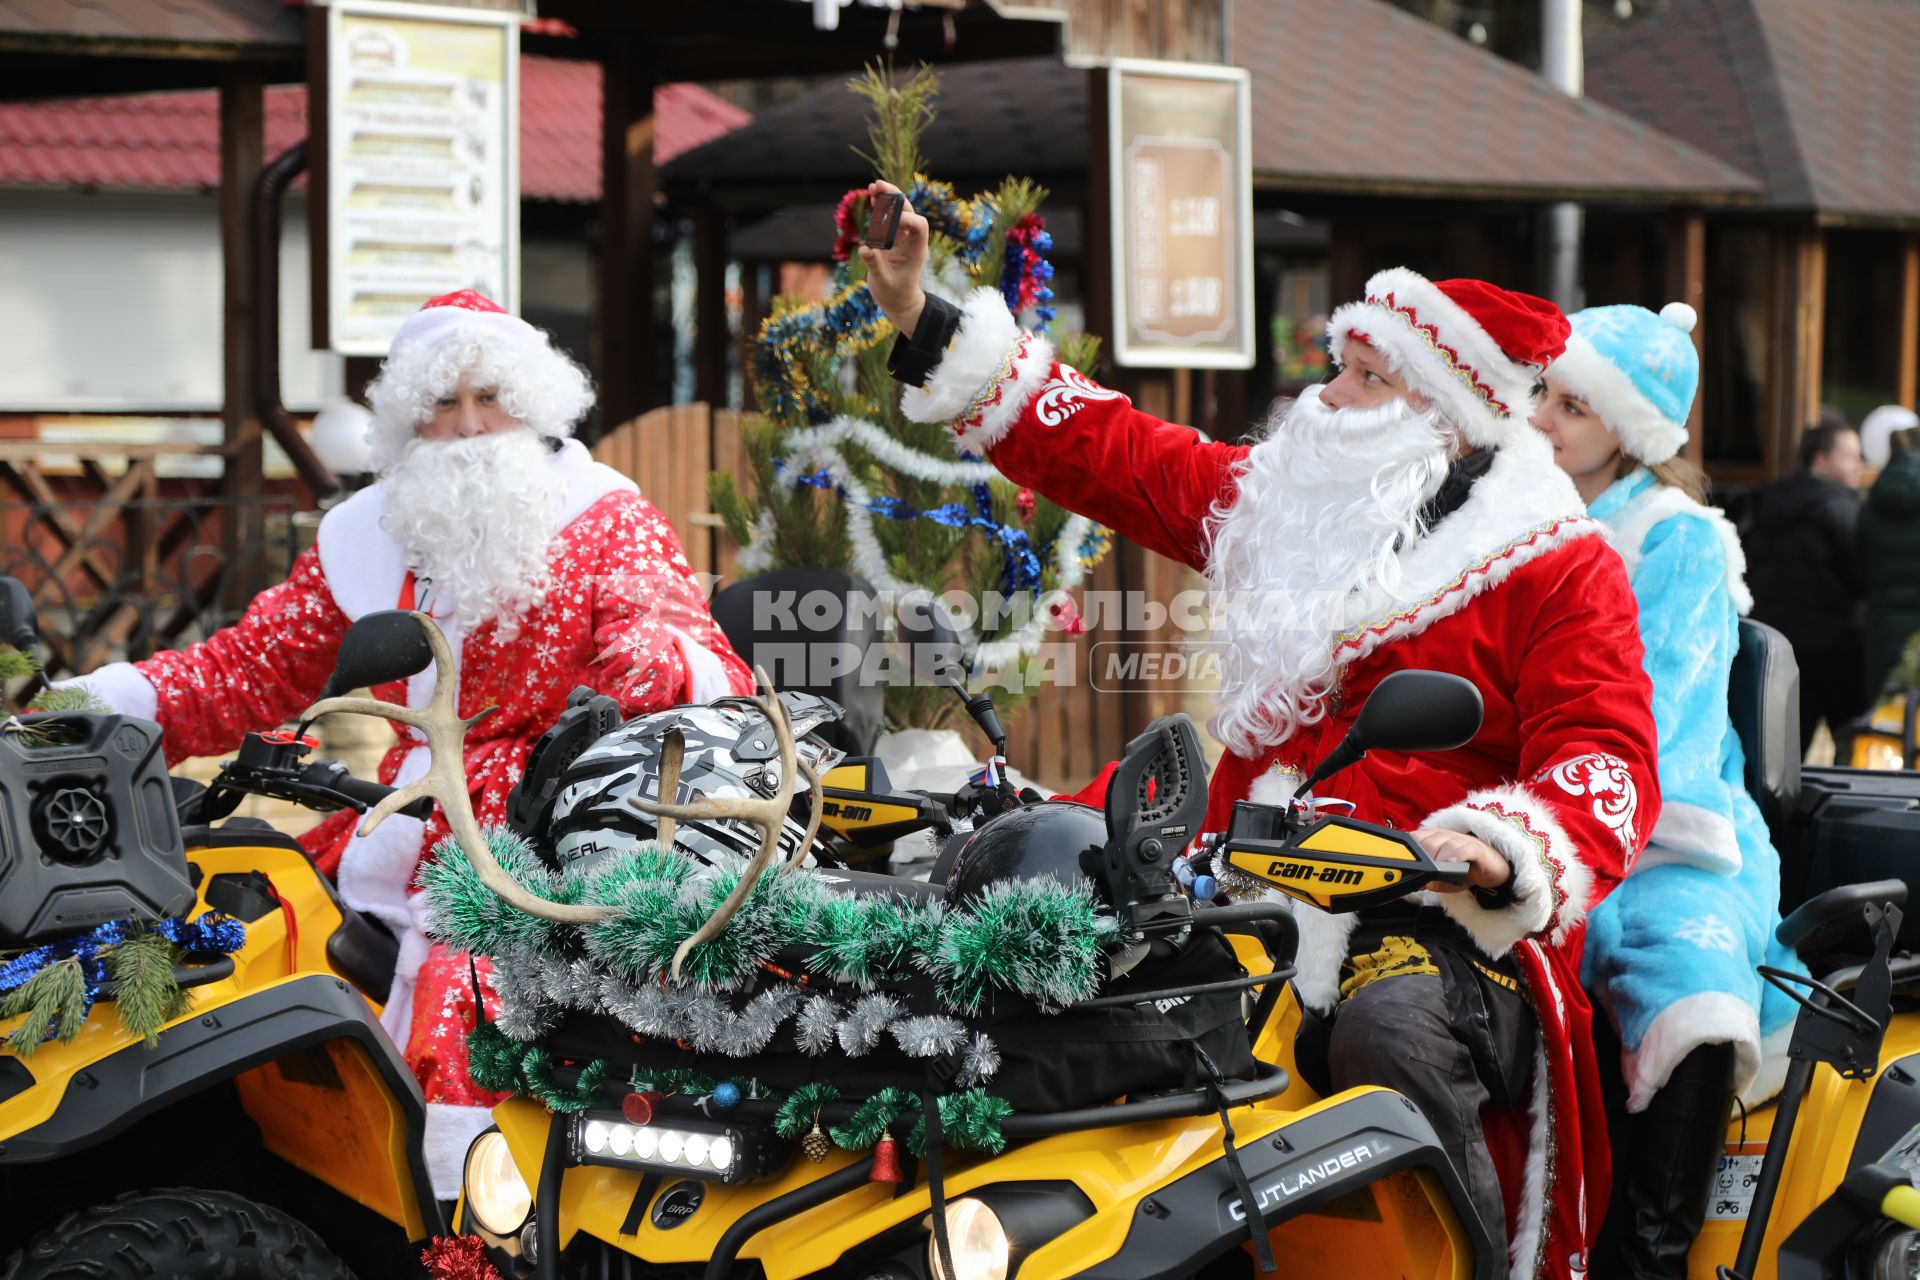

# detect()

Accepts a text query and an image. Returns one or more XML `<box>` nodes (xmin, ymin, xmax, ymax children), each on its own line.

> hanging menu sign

<box><xmin>1108</xmin><ymin>60</ymin><xmax>1253</xmax><ymax>369</ymax></box>
<box><xmin>315</xmin><ymin>0</ymin><xmax>520</xmax><ymax>355</ymax></box>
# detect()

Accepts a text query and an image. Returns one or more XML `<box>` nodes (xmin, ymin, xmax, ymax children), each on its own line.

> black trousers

<box><xmin>1323</xmin><ymin>963</ymin><xmax>1535</xmax><ymax>1257</ymax></box>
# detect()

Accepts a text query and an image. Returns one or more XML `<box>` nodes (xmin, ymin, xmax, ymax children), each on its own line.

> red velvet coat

<box><xmin>74</xmin><ymin>441</ymin><xmax>752</xmax><ymax>1185</ymax></box>
<box><xmin>905</xmin><ymin>289</ymin><xmax>1660</xmax><ymax>1280</ymax></box>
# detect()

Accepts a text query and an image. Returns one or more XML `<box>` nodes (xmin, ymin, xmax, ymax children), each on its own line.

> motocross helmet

<box><xmin>942</xmin><ymin>801</ymin><xmax>1109</xmax><ymax>905</ymax></box>
<box><xmin>543</xmin><ymin>692</ymin><xmax>846</xmax><ymax>875</ymax></box>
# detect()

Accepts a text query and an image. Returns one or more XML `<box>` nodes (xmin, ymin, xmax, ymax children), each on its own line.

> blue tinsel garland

<box><xmin>0</xmin><ymin>912</ymin><xmax>248</xmax><ymax>1042</ymax></box>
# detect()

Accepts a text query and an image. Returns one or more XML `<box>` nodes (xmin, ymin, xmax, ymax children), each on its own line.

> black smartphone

<box><xmin>864</xmin><ymin>192</ymin><xmax>905</xmax><ymax>250</ymax></box>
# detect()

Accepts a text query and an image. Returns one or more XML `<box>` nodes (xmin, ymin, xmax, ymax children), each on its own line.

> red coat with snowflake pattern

<box><xmin>78</xmin><ymin>442</ymin><xmax>752</xmax><ymax>1155</ymax></box>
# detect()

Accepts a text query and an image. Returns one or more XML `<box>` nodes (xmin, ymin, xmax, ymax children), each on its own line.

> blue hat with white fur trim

<box><xmin>1549</xmin><ymin>302</ymin><xmax>1699</xmax><ymax>465</ymax></box>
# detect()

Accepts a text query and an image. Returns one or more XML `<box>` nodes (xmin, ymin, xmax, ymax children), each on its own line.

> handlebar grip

<box><xmin>301</xmin><ymin>761</ymin><xmax>433</xmax><ymax>820</ymax></box>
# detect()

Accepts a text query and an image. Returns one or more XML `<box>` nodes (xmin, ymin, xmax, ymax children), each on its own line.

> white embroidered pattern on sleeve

<box><xmin>1541</xmin><ymin>751</ymin><xmax>1639</xmax><ymax>856</ymax></box>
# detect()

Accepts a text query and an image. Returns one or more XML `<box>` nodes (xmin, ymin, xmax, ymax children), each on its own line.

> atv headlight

<box><xmin>1867</xmin><ymin>1227</ymin><xmax>1920</xmax><ymax>1280</ymax></box>
<box><xmin>928</xmin><ymin>1198</ymin><xmax>1010</xmax><ymax>1280</ymax></box>
<box><xmin>463</xmin><ymin>1130</ymin><xmax>533</xmax><ymax>1237</ymax></box>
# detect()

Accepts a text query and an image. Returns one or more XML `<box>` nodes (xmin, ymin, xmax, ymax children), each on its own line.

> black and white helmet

<box><xmin>545</xmin><ymin>692</ymin><xmax>846</xmax><ymax>875</ymax></box>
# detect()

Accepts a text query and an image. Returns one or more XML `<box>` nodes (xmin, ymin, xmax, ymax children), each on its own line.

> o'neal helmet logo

<box><xmin>651</xmin><ymin>1180</ymin><xmax>705</xmax><ymax>1229</ymax></box>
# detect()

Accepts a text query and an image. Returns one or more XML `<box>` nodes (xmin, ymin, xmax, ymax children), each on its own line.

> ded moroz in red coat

<box><xmin>903</xmin><ymin>287</ymin><xmax>1659</xmax><ymax>1280</ymax></box>
<box><xmin>76</xmin><ymin>439</ymin><xmax>753</xmax><ymax>1189</ymax></box>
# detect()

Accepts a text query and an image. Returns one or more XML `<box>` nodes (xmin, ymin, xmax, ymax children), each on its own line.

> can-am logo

<box><xmin>1225</xmin><ymin>1142</ymin><xmax>1380</xmax><ymax>1221</ymax></box>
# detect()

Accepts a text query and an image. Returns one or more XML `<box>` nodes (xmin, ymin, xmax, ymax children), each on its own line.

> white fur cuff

<box><xmin>1625</xmin><ymin>990</ymin><xmax>1760</xmax><ymax>1113</ymax></box>
<box><xmin>900</xmin><ymin>287</ymin><xmax>1051</xmax><ymax>454</ymax></box>
<box><xmin>1637</xmin><ymin>801</ymin><xmax>1742</xmax><ymax>876</ymax></box>
<box><xmin>57</xmin><ymin>661</ymin><xmax>160</xmax><ymax>722</ymax></box>
<box><xmin>1423</xmin><ymin>784</ymin><xmax>1590</xmax><ymax>957</ymax></box>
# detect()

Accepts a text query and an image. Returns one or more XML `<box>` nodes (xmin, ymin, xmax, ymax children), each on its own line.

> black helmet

<box><xmin>942</xmin><ymin>801</ymin><xmax>1108</xmax><ymax>905</ymax></box>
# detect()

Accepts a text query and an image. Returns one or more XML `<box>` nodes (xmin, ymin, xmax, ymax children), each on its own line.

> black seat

<box><xmin>1731</xmin><ymin>618</ymin><xmax>1802</xmax><ymax>837</ymax></box>
<box><xmin>710</xmin><ymin>568</ymin><xmax>885</xmax><ymax>757</ymax></box>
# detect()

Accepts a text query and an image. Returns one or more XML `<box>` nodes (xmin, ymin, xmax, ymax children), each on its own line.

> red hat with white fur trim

<box><xmin>363</xmin><ymin>290</ymin><xmax>595</xmax><ymax>473</ymax></box>
<box><xmin>387</xmin><ymin>289</ymin><xmax>544</xmax><ymax>360</ymax></box>
<box><xmin>1327</xmin><ymin>268</ymin><xmax>1570</xmax><ymax>447</ymax></box>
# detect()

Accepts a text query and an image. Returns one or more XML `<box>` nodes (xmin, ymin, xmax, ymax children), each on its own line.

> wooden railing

<box><xmin>591</xmin><ymin>404</ymin><xmax>1199</xmax><ymax>792</ymax></box>
<box><xmin>0</xmin><ymin>442</ymin><xmax>300</xmax><ymax>676</ymax></box>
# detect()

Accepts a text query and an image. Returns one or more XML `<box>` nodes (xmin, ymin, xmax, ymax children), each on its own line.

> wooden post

<box><xmin>1665</xmin><ymin>209</ymin><xmax>1708</xmax><ymax>467</ymax></box>
<box><xmin>1767</xmin><ymin>228</ymin><xmax>1827</xmax><ymax>478</ymax></box>
<box><xmin>1898</xmin><ymin>234</ymin><xmax>1919</xmax><ymax>410</ymax></box>
<box><xmin>219</xmin><ymin>64</ymin><xmax>265</xmax><ymax>612</ymax></box>
<box><xmin>693</xmin><ymin>202</ymin><xmax>729</xmax><ymax>408</ymax></box>
<box><xmin>599</xmin><ymin>35</ymin><xmax>659</xmax><ymax>427</ymax></box>
<box><xmin>1084</xmin><ymin>66</ymin><xmax>1115</xmax><ymax>366</ymax></box>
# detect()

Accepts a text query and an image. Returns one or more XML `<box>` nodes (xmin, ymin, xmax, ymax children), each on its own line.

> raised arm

<box><xmin>860</xmin><ymin>181</ymin><xmax>1247</xmax><ymax>572</ymax></box>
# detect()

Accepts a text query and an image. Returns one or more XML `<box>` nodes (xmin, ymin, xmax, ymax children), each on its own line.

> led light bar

<box><xmin>570</xmin><ymin>1111</ymin><xmax>792</xmax><ymax>1184</ymax></box>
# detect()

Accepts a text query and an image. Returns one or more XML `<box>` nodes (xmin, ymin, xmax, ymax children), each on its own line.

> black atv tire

<box><xmin>2</xmin><ymin>1187</ymin><xmax>356</xmax><ymax>1280</ymax></box>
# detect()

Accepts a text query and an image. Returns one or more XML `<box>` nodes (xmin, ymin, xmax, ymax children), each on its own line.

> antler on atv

<box><xmin>305</xmin><ymin>611</ymin><xmax>614</xmax><ymax>925</ymax></box>
<box><xmin>627</xmin><ymin>674</ymin><xmax>825</xmax><ymax>979</ymax></box>
<box><xmin>303</xmin><ymin>613</ymin><xmax>824</xmax><ymax>976</ymax></box>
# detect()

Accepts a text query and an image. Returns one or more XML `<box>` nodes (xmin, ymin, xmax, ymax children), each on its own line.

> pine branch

<box><xmin>3</xmin><ymin>957</ymin><xmax>88</xmax><ymax>1056</ymax></box>
<box><xmin>109</xmin><ymin>931</ymin><xmax>186</xmax><ymax>1047</ymax></box>
<box><xmin>847</xmin><ymin>63</ymin><xmax>939</xmax><ymax>190</ymax></box>
<box><xmin>0</xmin><ymin>646</ymin><xmax>34</xmax><ymax>682</ymax></box>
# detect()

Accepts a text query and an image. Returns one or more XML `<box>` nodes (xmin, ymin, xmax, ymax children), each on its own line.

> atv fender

<box><xmin>0</xmin><ymin>974</ymin><xmax>441</xmax><ymax>1241</ymax></box>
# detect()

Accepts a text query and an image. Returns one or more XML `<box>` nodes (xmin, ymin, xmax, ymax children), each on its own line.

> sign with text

<box><xmin>317</xmin><ymin>0</ymin><xmax>519</xmax><ymax>355</ymax></box>
<box><xmin>1108</xmin><ymin>61</ymin><xmax>1253</xmax><ymax>369</ymax></box>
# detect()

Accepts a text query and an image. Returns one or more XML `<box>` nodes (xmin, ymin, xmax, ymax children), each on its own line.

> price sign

<box><xmin>314</xmin><ymin>0</ymin><xmax>520</xmax><ymax>355</ymax></box>
<box><xmin>1108</xmin><ymin>61</ymin><xmax>1253</xmax><ymax>369</ymax></box>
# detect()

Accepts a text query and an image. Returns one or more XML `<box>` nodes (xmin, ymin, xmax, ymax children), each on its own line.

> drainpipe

<box><xmin>252</xmin><ymin>139</ymin><xmax>340</xmax><ymax>497</ymax></box>
<box><xmin>1542</xmin><ymin>0</ymin><xmax>1584</xmax><ymax>310</ymax></box>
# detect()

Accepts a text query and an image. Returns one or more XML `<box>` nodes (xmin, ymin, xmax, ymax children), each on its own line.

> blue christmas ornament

<box><xmin>712</xmin><ymin>1081</ymin><xmax>743</xmax><ymax>1111</ymax></box>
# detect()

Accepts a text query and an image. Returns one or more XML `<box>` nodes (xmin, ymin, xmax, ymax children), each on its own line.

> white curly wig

<box><xmin>363</xmin><ymin>298</ymin><xmax>594</xmax><ymax>474</ymax></box>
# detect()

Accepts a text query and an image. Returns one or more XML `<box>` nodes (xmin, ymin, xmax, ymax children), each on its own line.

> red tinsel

<box><xmin>831</xmin><ymin>189</ymin><xmax>865</xmax><ymax>263</ymax></box>
<box><xmin>1016</xmin><ymin>487</ymin><xmax>1036</xmax><ymax>523</ymax></box>
<box><xmin>1004</xmin><ymin>213</ymin><xmax>1049</xmax><ymax>312</ymax></box>
<box><xmin>421</xmin><ymin>1235</ymin><xmax>504</xmax><ymax>1280</ymax></box>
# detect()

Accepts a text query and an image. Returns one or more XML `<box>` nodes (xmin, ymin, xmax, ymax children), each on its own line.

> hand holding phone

<box><xmin>863</xmin><ymin>191</ymin><xmax>906</xmax><ymax>251</ymax></box>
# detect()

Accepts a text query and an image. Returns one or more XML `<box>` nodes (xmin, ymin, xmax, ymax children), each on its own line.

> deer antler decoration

<box><xmin>305</xmin><ymin>611</ymin><xmax>614</xmax><ymax>925</ymax></box>
<box><xmin>304</xmin><ymin>615</ymin><xmax>825</xmax><ymax>975</ymax></box>
<box><xmin>626</xmin><ymin>669</ymin><xmax>824</xmax><ymax>979</ymax></box>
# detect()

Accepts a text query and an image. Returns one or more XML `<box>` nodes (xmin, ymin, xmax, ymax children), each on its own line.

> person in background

<box><xmin>1534</xmin><ymin>302</ymin><xmax>1803</xmax><ymax>1278</ymax></box>
<box><xmin>1744</xmin><ymin>416</ymin><xmax>1867</xmax><ymax>753</ymax></box>
<box><xmin>1860</xmin><ymin>420</ymin><xmax>1920</xmax><ymax>702</ymax></box>
<box><xmin>1859</xmin><ymin>403</ymin><xmax>1920</xmax><ymax>481</ymax></box>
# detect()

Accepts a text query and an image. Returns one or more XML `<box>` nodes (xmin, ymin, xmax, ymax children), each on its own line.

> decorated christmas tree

<box><xmin>709</xmin><ymin>65</ymin><xmax>1109</xmax><ymax>733</ymax></box>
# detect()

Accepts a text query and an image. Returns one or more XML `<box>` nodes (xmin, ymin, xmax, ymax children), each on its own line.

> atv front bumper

<box><xmin>485</xmin><ymin>1083</ymin><xmax>1495</xmax><ymax>1280</ymax></box>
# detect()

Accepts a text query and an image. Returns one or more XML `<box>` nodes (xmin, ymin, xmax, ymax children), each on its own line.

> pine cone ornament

<box><xmin>802</xmin><ymin>1118</ymin><xmax>832</xmax><ymax>1163</ymax></box>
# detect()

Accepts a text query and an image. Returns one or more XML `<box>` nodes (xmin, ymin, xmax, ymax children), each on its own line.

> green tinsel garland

<box><xmin>773</xmin><ymin>1082</ymin><xmax>842</xmax><ymax>1139</ymax></box>
<box><xmin>829</xmin><ymin>1086</ymin><xmax>920</xmax><ymax>1150</ymax></box>
<box><xmin>423</xmin><ymin>829</ymin><xmax>1117</xmax><ymax>1009</ymax></box>
<box><xmin>467</xmin><ymin>1021</ymin><xmax>613</xmax><ymax>1113</ymax></box>
<box><xmin>908</xmin><ymin>1089</ymin><xmax>1015</xmax><ymax>1156</ymax></box>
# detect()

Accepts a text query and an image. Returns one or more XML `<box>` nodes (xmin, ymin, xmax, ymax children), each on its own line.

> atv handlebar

<box><xmin>186</xmin><ymin>731</ymin><xmax>433</xmax><ymax>825</ymax></box>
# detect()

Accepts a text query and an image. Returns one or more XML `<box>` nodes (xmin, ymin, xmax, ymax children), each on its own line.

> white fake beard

<box><xmin>379</xmin><ymin>430</ymin><xmax>566</xmax><ymax>642</ymax></box>
<box><xmin>1204</xmin><ymin>385</ymin><xmax>1451</xmax><ymax>758</ymax></box>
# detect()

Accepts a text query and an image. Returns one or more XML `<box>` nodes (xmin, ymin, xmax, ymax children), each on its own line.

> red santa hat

<box><xmin>1327</xmin><ymin>268</ymin><xmax>1570</xmax><ymax>447</ymax></box>
<box><xmin>365</xmin><ymin>290</ymin><xmax>594</xmax><ymax>473</ymax></box>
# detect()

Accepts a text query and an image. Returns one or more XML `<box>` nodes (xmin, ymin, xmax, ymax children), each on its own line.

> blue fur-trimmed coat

<box><xmin>1580</xmin><ymin>469</ymin><xmax>1804</xmax><ymax>1110</ymax></box>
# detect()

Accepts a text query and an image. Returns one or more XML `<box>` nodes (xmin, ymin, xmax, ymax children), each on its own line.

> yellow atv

<box><xmin>1677</xmin><ymin>621</ymin><xmax>1920</xmax><ymax>1279</ymax></box>
<box><xmin>0</xmin><ymin>596</ymin><xmax>446</xmax><ymax>1277</ymax></box>
<box><xmin>349</xmin><ymin>588</ymin><xmax>1505</xmax><ymax>1279</ymax></box>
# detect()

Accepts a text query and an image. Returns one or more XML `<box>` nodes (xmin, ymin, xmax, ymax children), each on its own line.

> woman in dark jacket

<box><xmin>1861</xmin><ymin>426</ymin><xmax>1920</xmax><ymax>701</ymax></box>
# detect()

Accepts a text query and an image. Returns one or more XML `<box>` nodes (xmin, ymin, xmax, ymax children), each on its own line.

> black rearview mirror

<box><xmin>1292</xmin><ymin>669</ymin><xmax>1483</xmax><ymax>802</ymax></box>
<box><xmin>0</xmin><ymin>577</ymin><xmax>38</xmax><ymax>654</ymax></box>
<box><xmin>318</xmin><ymin>610</ymin><xmax>434</xmax><ymax>702</ymax></box>
<box><xmin>1348</xmin><ymin>670</ymin><xmax>1484</xmax><ymax>755</ymax></box>
<box><xmin>896</xmin><ymin>595</ymin><xmax>968</xmax><ymax>687</ymax></box>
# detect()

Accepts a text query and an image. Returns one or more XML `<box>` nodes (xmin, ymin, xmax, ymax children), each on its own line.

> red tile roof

<box><xmin>0</xmin><ymin>55</ymin><xmax>749</xmax><ymax>202</ymax></box>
